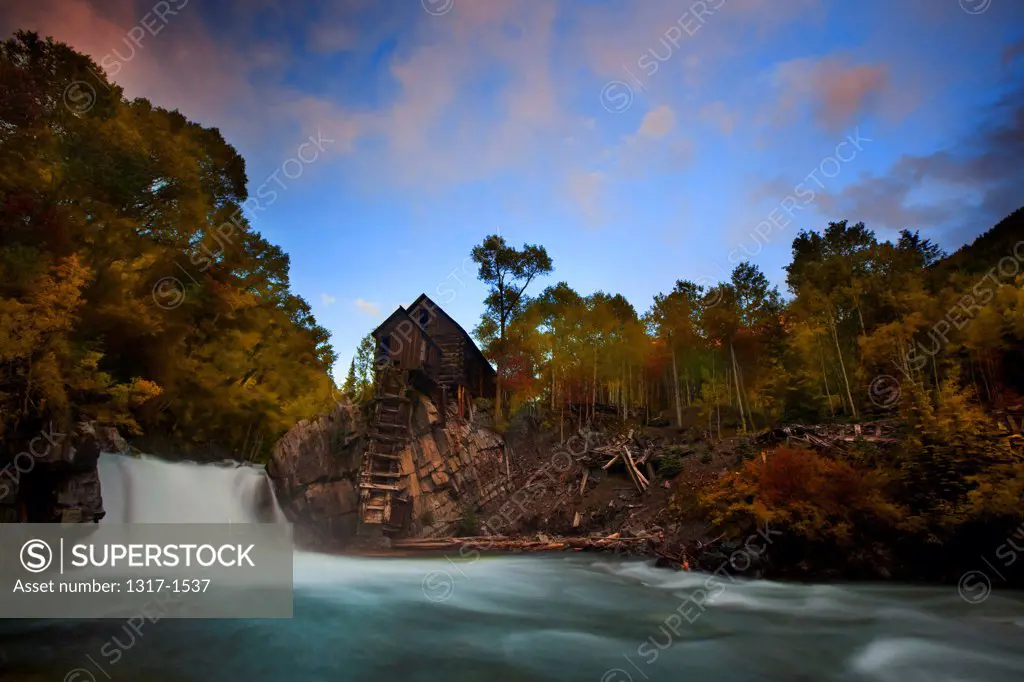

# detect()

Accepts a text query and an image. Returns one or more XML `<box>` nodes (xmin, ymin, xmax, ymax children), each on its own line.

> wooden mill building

<box><xmin>357</xmin><ymin>294</ymin><xmax>496</xmax><ymax>534</ymax></box>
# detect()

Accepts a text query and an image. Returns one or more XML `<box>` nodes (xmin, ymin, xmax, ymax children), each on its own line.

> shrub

<box><xmin>657</xmin><ymin>455</ymin><xmax>685</xmax><ymax>478</ymax></box>
<box><xmin>455</xmin><ymin>507</ymin><xmax>480</xmax><ymax>537</ymax></box>
<box><xmin>734</xmin><ymin>439</ymin><xmax>757</xmax><ymax>461</ymax></box>
<box><xmin>701</xmin><ymin>446</ymin><xmax>904</xmax><ymax>545</ymax></box>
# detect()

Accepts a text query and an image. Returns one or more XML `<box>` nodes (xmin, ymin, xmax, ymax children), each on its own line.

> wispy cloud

<box><xmin>320</xmin><ymin>293</ymin><xmax>337</xmax><ymax>306</ymax></box>
<box><xmin>354</xmin><ymin>298</ymin><xmax>381</xmax><ymax>316</ymax></box>
<box><xmin>770</xmin><ymin>56</ymin><xmax>891</xmax><ymax>131</ymax></box>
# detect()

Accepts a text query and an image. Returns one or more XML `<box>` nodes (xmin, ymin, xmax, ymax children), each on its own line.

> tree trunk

<box><xmin>550</xmin><ymin>355</ymin><xmax>556</xmax><ymax>411</ymax></box>
<box><xmin>829</xmin><ymin>311</ymin><xmax>858</xmax><ymax>419</ymax></box>
<box><xmin>591</xmin><ymin>352</ymin><xmax>597</xmax><ymax>424</ymax></box>
<box><xmin>730</xmin><ymin>340</ymin><xmax>748</xmax><ymax>434</ymax></box>
<box><xmin>560</xmin><ymin>380</ymin><xmax>565</xmax><ymax>445</ymax></box>
<box><xmin>818</xmin><ymin>336</ymin><xmax>835</xmax><ymax>417</ymax></box>
<box><xmin>627</xmin><ymin>362</ymin><xmax>632</xmax><ymax>419</ymax></box>
<box><xmin>670</xmin><ymin>340</ymin><xmax>683</xmax><ymax>428</ymax></box>
<box><xmin>621</xmin><ymin>364</ymin><xmax>626</xmax><ymax>422</ymax></box>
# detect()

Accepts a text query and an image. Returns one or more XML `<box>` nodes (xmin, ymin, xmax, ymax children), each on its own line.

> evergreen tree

<box><xmin>342</xmin><ymin>359</ymin><xmax>358</xmax><ymax>398</ymax></box>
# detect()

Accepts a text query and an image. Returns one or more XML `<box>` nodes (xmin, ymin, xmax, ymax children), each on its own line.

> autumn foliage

<box><xmin>1</xmin><ymin>32</ymin><xmax>336</xmax><ymax>459</ymax></box>
<box><xmin>702</xmin><ymin>446</ymin><xmax>904</xmax><ymax>548</ymax></box>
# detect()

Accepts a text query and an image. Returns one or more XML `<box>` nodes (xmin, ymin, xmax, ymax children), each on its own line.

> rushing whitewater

<box><xmin>97</xmin><ymin>452</ymin><xmax>285</xmax><ymax>524</ymax></box>
<box><xmin>2</xmin><ymin>454</ymin><xmax>1023</xmax><ymax>681</ymax></box>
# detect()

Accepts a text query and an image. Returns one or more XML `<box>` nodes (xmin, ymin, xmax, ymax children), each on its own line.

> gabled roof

<box><xmin>371</xmin><ymin>306</ymin><xmax>407</xmax><ymax>338</ymax></box>
<box><xmin>408</xmin><ymin>293</ymin><xmax>496</xmax><ymax>376</ymax></box>
<box><xmin>371</xmin><ymin>305</ymin><xmax>440</xmax><ymax>351</ymax></box>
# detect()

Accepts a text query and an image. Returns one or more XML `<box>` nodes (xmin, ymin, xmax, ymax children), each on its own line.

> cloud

<box><xmin>320</xmin><ymin>293</ymin><xmax>337</xmax><ymax>306</ymax></box>
<box><xmin>700</xmin><ymin>101</ymin><xmax>739</xmax><ymax>135</ymax></box>
<box><xmin>813</xmin><ymin>80</ymin><xmax>1024</xmax><ymax>245</ymax></box>
<box><xmin>354</xmin><ymin>298</ymin><xmax>381</xmax><ymax>316</ymax></box>
<box><xmin>614</xmin><ymin>104</ymin><xmax>692</xmax><ymax>176</ymax></box>
<box><xmin>638</xmin><ymin>105</ymin><xmax>676</xmax><ymax>138</ymax></box>
<box><xmin>771</xmin><ymin>56</ymin><xmax>890</xmax><ymax>131</ymax></box>
<box><xmin>567</xmin><ymin>170</ymin><xmax>605</xmax><ymax>226</ymax></box>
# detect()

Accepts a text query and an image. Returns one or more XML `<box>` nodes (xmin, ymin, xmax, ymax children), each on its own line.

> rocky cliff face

<box><xmin>267</xmin><ymin>394</ymin><xmax>510</xmax><ymax>549</ymax></box>
<box><xmin>0</xmin><ymin>421</ymin><xmax>125</xmax><ymax>523</ymax></box>
<box><xmin>399</xmin><ymin>395</ymin><xmax>508</xmax><ymax>537</ymax></box>
<box><xmin>265</xmin><ymin>403</ymin><xmax>366</xmax><ymax>548</ymax></box>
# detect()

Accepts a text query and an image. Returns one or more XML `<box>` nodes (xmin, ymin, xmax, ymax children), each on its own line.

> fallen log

<box><xmin>390</xmin><ymin>533</ymin><xmax>652</xmax><ymax>555</ymax></box>
<box><xmin>623</xmin><ymin>446</ymin><xmax>648</xmax><ymax>491</ymax></box>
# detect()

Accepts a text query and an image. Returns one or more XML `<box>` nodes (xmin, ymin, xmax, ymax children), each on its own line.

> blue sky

<box><xmin>4</xmin><ymin>0</ymin><xmax>1023</xmax><ymax>380</ymax></box>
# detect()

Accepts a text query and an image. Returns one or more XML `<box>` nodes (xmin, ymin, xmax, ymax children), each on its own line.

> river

<box><xmin>1</xmin><ymin>453</ymin><xmax>1023</xmax><ymax>682</ymax></box>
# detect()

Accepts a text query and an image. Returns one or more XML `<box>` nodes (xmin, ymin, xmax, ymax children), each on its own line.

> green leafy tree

<box><xmin>0</xmin><ymin>31</ymin><xmax>335</xmax><ymax>461</ymax></box>
<box><xmin>470</xmin><ymin>235</ymin><xmax>553</xmax><ymax>419</ymax></box>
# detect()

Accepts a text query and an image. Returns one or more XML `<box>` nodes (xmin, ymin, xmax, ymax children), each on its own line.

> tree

<box><xmin>647</xmin><ymin>280</ymin><xmax>703</xmax><ymax>428</ymax></box>
<box><xmin>341</xmin><ymin>359</ymin><xmax>358</xmax><ymax>398</ymax></box>
<box><xmin>353</xmin><ymin>333</ymin><xmax>375</xmax><ymax>394</ymax></box>
<box><xmin>0</xmin><ymin>31</ymin><xmax>336</xmax><ymax>461</ymax></box>
<box><xmin>470</xmin><ymin>235</ymin><xmax>553</xmax><ymax>419</ymax></box>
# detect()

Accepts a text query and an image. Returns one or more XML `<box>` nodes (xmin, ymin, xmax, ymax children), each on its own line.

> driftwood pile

<box><xmin>755</xmin><ymin>421</ymin><xmax>900</xmax><ymax>450</ymax></box>
<box><xmin>391</xmin><ymin>532</ymin><xmax>654</xmax><ymax>555</ymax></box>
<box><xmin>572</xmin><ymin>429</ymin><xmax>658</xmax><ymax>493</ymax></box>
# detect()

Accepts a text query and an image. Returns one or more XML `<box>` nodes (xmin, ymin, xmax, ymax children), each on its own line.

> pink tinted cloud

<box><xmin>772</xmin><ymin>56</ymin><xmax>891</xmax><ymax>131</ymax></box>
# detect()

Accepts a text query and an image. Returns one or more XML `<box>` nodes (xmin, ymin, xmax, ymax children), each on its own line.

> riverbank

<box><xmin>5</xmin><ymin>550</ymin><xmax>1024</xmax><ymax>682</ymax></box>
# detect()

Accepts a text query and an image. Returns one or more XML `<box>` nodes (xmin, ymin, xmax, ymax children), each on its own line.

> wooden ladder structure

<box><xmin>359</xmin><ymin>367</ymin><xmax>411</xmax><ymax>528</ymax></box>
<box><xmin>435</xmin><ymin>334</ymin><xmax>468</xmax><ymax>417</ymax></box>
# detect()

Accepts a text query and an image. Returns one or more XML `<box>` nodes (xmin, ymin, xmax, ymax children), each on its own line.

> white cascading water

<box><xmin>96</xmin><ymin>452</ymin><xmax>286</xmax><ymax>524</ymax></box>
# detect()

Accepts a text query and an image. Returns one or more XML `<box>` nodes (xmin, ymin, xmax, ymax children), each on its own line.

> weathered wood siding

<box><xmin>373</xmin><ymin>313</ymin><xmax>439</xmax><ymax>376</ymax></box>
<box><xmin>408</xmin><ymin>296</ymin><xmax>496</xmax><ymax>400</ymax></box>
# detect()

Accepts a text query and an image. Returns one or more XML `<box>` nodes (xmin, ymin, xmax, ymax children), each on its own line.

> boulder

<box><xmin>266</xmin><ymin>402</ymin><xmax>366</xmax><ymax>550</ymax></box>
<box><xmin>0</xmin><ymin>419</ymin><xmax>119</xmax><ymax>523</ymax></box>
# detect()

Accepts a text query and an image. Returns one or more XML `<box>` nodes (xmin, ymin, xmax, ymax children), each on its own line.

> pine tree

<box><xmin>342</xmin><ymin>359</ymin><xmax>358</xmax><ymax>398</ymax></box>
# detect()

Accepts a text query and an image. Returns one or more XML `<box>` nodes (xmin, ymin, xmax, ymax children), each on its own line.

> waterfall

<box><xmin>97</xmin><ymin>452</ymin><xmax>285</xmax><ymax>524</ymax></box>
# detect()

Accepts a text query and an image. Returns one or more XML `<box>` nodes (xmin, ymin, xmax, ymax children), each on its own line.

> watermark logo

<box><xmin>905</xmin><ymin>240</ymin><xmax>1024</xmax><ymax>371</ymax></box>
<box><xmin>960</xmin><ymin>0</ymin><xmax>992</xmax><ymax>14</ymax></box>
<box><xmin>1</xmin><ymin>422</ymin><xmax>70</xmax><ymax>502</ymax></box>
<box><xmin>599</xmin><ymin>0</ymin><xmax>727</xmax><ymax>110</ymax></box>
<box><xmin>20</xmin><ymin>539</ymin><xmax>53</xmax><ymax>573</ymax></box>
<box><xmin>421</xmin><ymin>569</ymin><xmax>456</xmax><ymax>603</ymax></box>
<box><xmin>152</xmin><ymin>276</ymin><xmax>186</xmax><ymax>310</ymax></box>
<box><xmin>601</xmin><ymin>523</ymin><xmax>781</xmax><ymax>678</ymax></box>
<box><xmin>64</xmin><ymin>669</ymin><xmax>98</xmax><ymax>682</ymax></box>
<box><xmin>696</xmin><ymin>276</ymin><xmax>723</xmax><ymax>308</ymax></box>
<box><xmin>63</xmin><ymin>81</ymin><xmax>97</xmax><ymax>115</ymax></box>
<box><xmin>422</xmin><ymin>0</ymin><xmax>454</xmax><ymax>16</ymax></box>
<box><xmin>868</xmin><ymin>374</ymin><xmax>901</xmax><ymax>409</ymax></box>
<box><xmin>958</xmin><ymin>522</ymin><xmax>1024</xmax><ymax>603</ymax></box>
<box><xmin>720</xmin><ymin>128</ymin><xmax>872</xmax><ymax>268</ymax></box>
<box><xmin>600</xmin><ymin>81</ymin><xmax>634</xmax><ymax>114</ymax></box>
<box><xmin>61</xmin><ymin>0</ymin><xmax>191</xmax><ymax>116</ymax></box>
<box><xmin>958</xmin><ymin>569</ymin><xmax>992</xmax><ymax>603</ymax></box>
<box><xmin>419</xmin><ymin>431</ymin><xmax>587</xmax><ymax>603</ymax></box>
<box><xmin>600</xmin><ymin>669</ymin><xmax>634</xmax><ymax>682</ymax></box>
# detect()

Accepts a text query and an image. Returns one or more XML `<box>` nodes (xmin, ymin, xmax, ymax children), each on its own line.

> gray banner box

<box><xmin>0</xmin><ymin>524</ymin><xmax>293</xmax><ymax>618</ymax></box>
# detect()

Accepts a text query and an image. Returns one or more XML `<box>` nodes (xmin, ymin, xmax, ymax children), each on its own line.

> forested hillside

<box><xmin>0</xmin><ymin>32</ymin><xmax>335</xmax><ymax>461</ymax></box>
<box><xmin>472</xmin><ymin>211</ymin><xmax>1024</xmax><ymax>432</ymax></box>
<box><xmin>461</xmin><ymin>215</ymin><xmax>1024</xmax><ymax>580</ymax></box>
